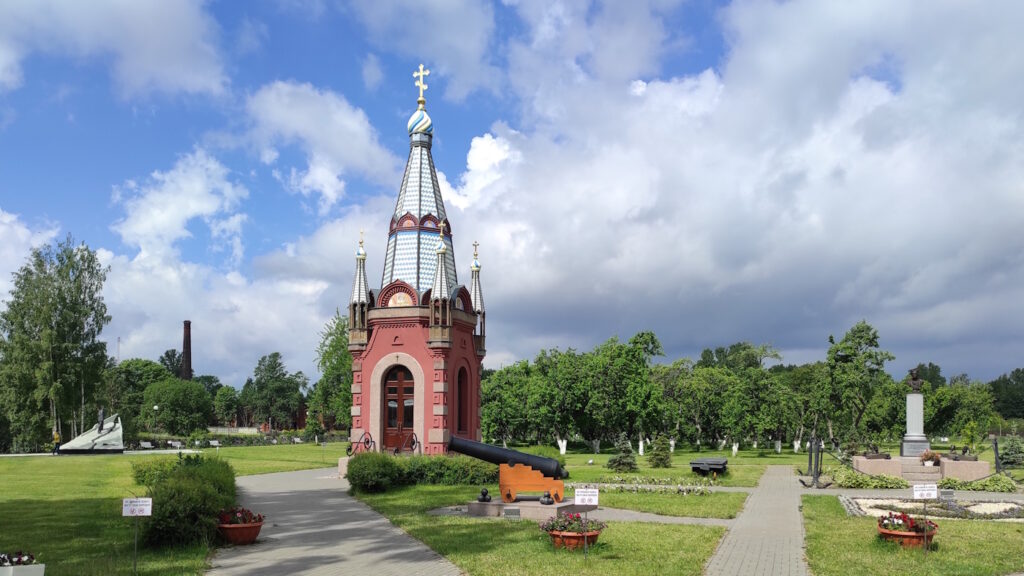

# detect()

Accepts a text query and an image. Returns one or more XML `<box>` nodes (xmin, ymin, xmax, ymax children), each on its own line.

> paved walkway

<box><xmin>207</xmin><ymin>466</ymin><xmax>461</xmax><ymax>576</ymax></box>
<box><xmin>705</xmin><ymin>465</ymin><xmax>809</xmax><ymax>576</ymax></box>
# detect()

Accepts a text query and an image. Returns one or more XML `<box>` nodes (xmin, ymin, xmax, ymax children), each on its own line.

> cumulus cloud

<box><xmin>0</xmin><ymin>0</ymin><xmax>226</xmax><ymax>97</ymax></box>
<box><xmin>349</xmin><ymin>0</ymin><xmax>499</xmax><ymax>100</ymax></box>
<box><xmin>0</xmin><ymin>209</ymin><xmax>59</xmax><ymax>304</ymax></box>
<box><xmin>247</xmin><ymin>81</ymin><xmax>400</xmax><ymax>215</ymax></box>
<box><xmin>112</xmin><ymin>149</ymin><xmax>248</xmax><ymax>264</ymax></box>
<box><xmin>428</xmin><ymin>0</ymin><xmax>1024</xmax><ymax>379</ymax></box>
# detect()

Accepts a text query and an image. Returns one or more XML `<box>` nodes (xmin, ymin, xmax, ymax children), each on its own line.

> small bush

<box><xmin>606</xmin><ymin>434</ymin><xmax>638</xmax><ymax>473</ymax></box>
<box><xmin>346</xmin><ymin>452</ymin><xmax>405</xmax><ymax>493</ymax></box>
<box><xmin>647</xmin><ymin>435</ymin><xmax>672</xmax><ymax>469</ymax></box>
<box><xmin>938</xmin><ymin>474</ymin><xmax>1018</xmax><ymax>493</ymax></box>
<box><xmin>142</xmin><ymin>456</ymin><xmax>236</xmax><ymax>546</ymax></box>
<box><xmin>828</xmin><ymin>466</ymin><xmax>909</xmax><ymax>489</ymax></box>
<box><xmin>187</xmin><ymin>430</ymin><xmax>210</xmax><ymax>448</ymax></box>
<box><xmin>132</xmin><ymin>458</ymin><xmax>180</xmax><ymax>486</ymax></box>
<box><xmin>403</xmin><ymin>455</ymin><xmax>498</xmax><ymax>485</ymax></box>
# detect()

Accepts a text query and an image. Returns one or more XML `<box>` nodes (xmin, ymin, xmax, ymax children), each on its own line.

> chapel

<box><xmin>347</xmin><ymin>65</ymin><xmax>486</xmax><ymax>455</ymax></box>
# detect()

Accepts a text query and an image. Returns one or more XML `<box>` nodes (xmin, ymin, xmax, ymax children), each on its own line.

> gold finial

<box><xmin>439</xmin><ymin>221</ymin><xmax>447</xmax><ymax>236</ymax></box>
<box><xmin>473</xmin><ymin>241</ymin><xmax>479</xmax><ymax>259</ymax></box>
<box><xmin>413</xmin><ymin>64</ymin><xmax>430</xmax><ymax>108</ymax></box>
<box><xmin>359</xmin><ymin>228</ymin><xmax>364</xmax><ymax>248</ymax></box>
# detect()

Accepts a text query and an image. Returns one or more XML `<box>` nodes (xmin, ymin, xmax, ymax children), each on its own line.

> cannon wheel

<box><xmin>551</xmin><ymin>490</ymin><xmax>563</xmax><ymax>503</ymax></box>
<box><xmin>502</xmin><ymin>488</ymin><xmax>516</xmax><ymax>503</ymax></box>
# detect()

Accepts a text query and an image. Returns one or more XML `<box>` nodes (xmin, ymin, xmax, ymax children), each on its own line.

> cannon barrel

<box><xmin>448</xmin><ymin>437</ymin><xmax>569</xmax><ymax>479</ymax></box>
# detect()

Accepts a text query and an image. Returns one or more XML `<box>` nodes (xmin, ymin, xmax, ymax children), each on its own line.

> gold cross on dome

<box><xmin>473</xmin><ymin>241</ymin><xmax>479</xmax><ymax>259</ymax></box>
<box><xmin>439</xmin><ymin>221</ymin><xmax>447</xmax><ymax>237</ymax></box>
<box><xmin>413</xmin><ymin>64</ymin><xmax>430</xmax><ymax>103</ymax></box>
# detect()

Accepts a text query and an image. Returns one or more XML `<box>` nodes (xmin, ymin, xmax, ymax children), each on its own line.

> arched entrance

<box><xmin>382</xmin><ymin>365</ymin><xmax>415</xmax><ymax>452</ymax></box>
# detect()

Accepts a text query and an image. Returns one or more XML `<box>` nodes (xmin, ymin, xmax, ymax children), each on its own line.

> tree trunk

<box><xmin>669</xmin><ymin>438</ymin><xmax>676</xmax><ymax>453</ymax></box>
<box><xmin>731</xmin><ymin>442</ymin><xmax>739</xmax><ymax>456</ymax></box>
<box><xmin>555</xmin><ymin>435</ymin><xmax>568</xmax><ymax>455</ymax></box>
<box><xmin>588</xmin><ymin>439</ymin><xmax>601</xmax><ymax>454</ymax></box>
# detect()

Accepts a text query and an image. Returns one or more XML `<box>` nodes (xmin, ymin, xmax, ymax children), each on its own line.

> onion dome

<box><xmin>407</xmin><ymin>107</ymin><xmax>433</xmax><ymax>135</ymax></box>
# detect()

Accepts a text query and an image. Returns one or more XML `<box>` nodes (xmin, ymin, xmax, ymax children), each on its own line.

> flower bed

<box><xmin>539</xmin><ymin>513</ymin><xmax>607</xmax><ymax>550</ymax></box>
<box><xmin>0</xmin><ymin>552</ymin><xmax>42</xmax><ymax>576</ymax></box>
<box><xmin>877</xmin><ymin>512</ymin><xmax>937</xmax><ymax>548</ymax></box>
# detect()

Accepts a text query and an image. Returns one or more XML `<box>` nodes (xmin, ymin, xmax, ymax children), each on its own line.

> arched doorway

<box><xmin>383</xmin><ymin>365</ymin><xmax>415</xmax><ymax>452</ymax></box>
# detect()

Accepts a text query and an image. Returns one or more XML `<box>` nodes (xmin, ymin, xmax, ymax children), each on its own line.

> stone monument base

<box><xmin>900</xmin><ymin>435</ymin><xmax>930</xmax><ymax>458</ymax></box>
<box><xmin>467</xmin><ymin>499</ymin><xmax>591</xmax><ymax>522</ymax></box>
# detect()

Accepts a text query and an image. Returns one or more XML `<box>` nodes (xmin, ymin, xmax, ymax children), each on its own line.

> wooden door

<box><xmin>382</xmin><ymin>366</ymin><xmax>415</xmax><ymax>452</ymax></box>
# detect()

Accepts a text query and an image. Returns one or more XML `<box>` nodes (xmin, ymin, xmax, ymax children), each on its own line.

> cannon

<box><xmin>448</xmin><ymin>437</ymin><xmax>569</xmax><ymax>504</ymax></box>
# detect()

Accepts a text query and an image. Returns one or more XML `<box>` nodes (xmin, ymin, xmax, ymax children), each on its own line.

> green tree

<box><xmin>990</xmin><ymin>369</ymin><xmax>1024</xmax><ymax>419</ymax></box>
<box><xmin>647</xmin><ymin>434</ymin><xmax>672</xmax><ymax>468</ymax></box>
<box><xmin>914</xmin><ymin>362</ymin><xmax>946</xmax><ymax>388</ymax></box>
<box><xmin>101</xmin><ymin>358</ymin><xmax>173</xmax><ymax>439</ymax></box>
<box><xmin>826</xmin><ymin>321</ymin><xmax>895</xmax><ymax>441</ymax></box>
<box><xmin>0</xmin><ymin>235</ymin><xmax>110</xmax><ymax>451</ymax></box>
<box><xmin>583</xmin><ymin>332</ymin><xmax>664</xmax><ymax>450</ymax></box>
<box><xmin>480</xmin><ymin>361</ymin><xmax>531</xmax><ymax>446</ymax></box>
<box><xmin>142</xmin><ymin>378</ymin><xmax>213</xmax><ymax>435</ymax></box>
<box><xmin>308</xmin><ymin>312</ymin><xmax>352</xmax><ymax>431</ymax></box>
<box><xmin>213</xmin><ymin>386</ymin><xmax>239</xmax><ymax>426</ymax></box>
<box><xmin>158</xmin><ymin>349</ymin><xmax>183</xmax><ymax>376</ymax></box>
<box><xmin>529</xmin><ymin>348</ymin><xmax>585</xmax><ymax>453</ymax></box>
<box><xmin>250</xmin><ymin>353</ymin><xmax>308</xmax><ymax>430</ymax></box>
<box><xmin>194</xmin><ymin>375</ymin><xmax>223</xmax><ymax>399</ymax></box>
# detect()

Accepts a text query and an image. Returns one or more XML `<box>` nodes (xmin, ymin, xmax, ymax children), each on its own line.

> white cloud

<box><xmin>0</xmin><ymin>0</ymin><xmax>226</xmax><ymax>97</ymax></box>
<box><xmin>0</xmin><ymin>209</ymin><xmax>59</xmax><ymax>304</ymax></box>
<box><xmin>362</xmin><ymin>53</ymin><xmax>383</xmax><ymax>91</ymax></box>
<box><xmin>349</xmin><ymin>0</ymin><xmax>499</xmax><ymax>100</ymax></box>
<box><xmin>246</xmin><ymin>81</ymin><xmax>400</xmax><ymax>215</ymax></box>
<box><xmin>236</xmin><ymin>17</ymin><xmax>269</xmax><ymax>55</ymax></box>
<box><xmin>111</xmin><ymin>149</ymin><xmax>248</xmax><ymax>265</ymax></box>
<box><xmin>429</xmin><ymin>0</ymin><xmax>1024</xmax><ymax>379</ymax></box>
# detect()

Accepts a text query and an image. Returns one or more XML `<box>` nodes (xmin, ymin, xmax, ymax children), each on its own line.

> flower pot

<box><xmin>877</xmin><ymin>525</ymin><xmax>936</xmax><ymax>548</ymax></box>
<box><xmin>0</xmin><ymin>566</ymin><xmax>45</xmax><ymax>576</ymax></box>
<box><xmin>548</xmin><ymin>530</ymin><xmax>601</xmax><ymax>550</ymax></box>
<box><xmin>218</xmin><ymin>522</ymin><xmax>264</xmax><ymax>545</ymax></box>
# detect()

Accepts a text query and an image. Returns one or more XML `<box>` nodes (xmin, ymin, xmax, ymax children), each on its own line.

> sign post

<box><xmin>123</xmin><ymin>498</ymin><xmax>153</xmax><ymax>574</ymax></box>
<box><xmin>912</xmin><ymin>484</ymin><xmax>937</xmax><ymax>557</ymax></box>
<box><xmin>574</xmin><ymin>488</ymin><xmax>599</xmax><ymax>559</ymax></box>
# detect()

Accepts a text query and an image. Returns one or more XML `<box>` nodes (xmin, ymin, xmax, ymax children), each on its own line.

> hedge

<box><xmin>141</xmin><ymin>454</ymin><xmax>237</xmax><ymax>546</ymax></box>
<box><xmin>346</xmin><ymin>452</ymin><xmax>498</xmax><ymax>493</ymax></box>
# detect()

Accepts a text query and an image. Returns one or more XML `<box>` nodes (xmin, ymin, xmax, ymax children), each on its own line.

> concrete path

<box><xmin>207</xmin><ymin>467</ymin><xmax>461</xmax><ymax>576</ymax></box>
<box><xmin>705</xmin><ymin>465</ymin><xmax>809</xmax><ymax>576</ymax></box>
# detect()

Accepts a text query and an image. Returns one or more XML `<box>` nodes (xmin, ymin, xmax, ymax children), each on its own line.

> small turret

<box><xmin>349</xmin><ymin>231</ymin><xmax>371</xmax><ymax>346</ymax></box>
<box><xmin>469</xmin><ymin>242</ymin><xmax>486</xmax><ymax>352</ymax></box>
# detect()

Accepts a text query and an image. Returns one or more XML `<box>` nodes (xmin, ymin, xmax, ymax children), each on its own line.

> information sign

<box><xmin>912</xmin><ymin>484</ymin><xmax>938</xmax><ymax>500</ymax></box>
<box><xmin>122</xmin><ymin>498</ymin><xmax>153</xmax><ymax>517</ymax></box>
<box><xmin>574</xmin><ymin>488</ymin><xmax>599</xmax><ymax>506</ymax></box>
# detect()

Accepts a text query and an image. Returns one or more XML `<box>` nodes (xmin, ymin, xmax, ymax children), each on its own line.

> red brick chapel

<box><xmin>347</xmin><ymin>65</ymin><xmax>486</xmax><ymax>455</ymax></box>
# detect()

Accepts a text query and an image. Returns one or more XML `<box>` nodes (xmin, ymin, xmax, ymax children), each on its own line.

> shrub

<box><xmin>647</xmin><ymin>435</ymin><xmax>672</xmax><ymax>469</ymax></box>
<box><xmin>142</xmin><ymin>455</ymin><xmax>236</xmax><ymax>546</ymax></box>
<box><xmin>187</xmin><ymin>430</ymin><xmax>210</xmax><ymax>448</ymax></box>
<box><xmin>402</xmin><ymin>455</ymin><xmax>498</xmax><ymax>485</ymax></box>
<box><xmin>938</xmin><ymin>474</ymin><xmax>1018</xmax><ymax>493</ymax></box>
<box><xmin>346</xmin><ymin>452</ymin><xmax>405</xmax><ymax>493</ymax></box>
<box><xmin>606</xmin><ymin>434</ymin><xmax>638</xmax><ymax>473</ymax></box>
<box><xmin>132</xmin><ymin>457</ymin><xmax>180</xmax><ymax>486</ymax></box>
<box><xmin>828</xmin><ymin>466</ymin><xmax>909</xmax><ymax>489</ymax></box>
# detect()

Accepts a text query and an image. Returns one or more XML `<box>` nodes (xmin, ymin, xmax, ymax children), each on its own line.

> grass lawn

<box><xmin>562</xmin><ymin>449</ymin><xmax>788</xmax><ymax>487</ymax></box>
<box><xmin>357</xmin><ymin>484</ymin><xmax>726</xmax><ymax>576</ymax></box>
<box><xmin>803</xmin><ymin>495</ymin><xmax>1024</xmax><ymax>576</ymax></box>
<box><xmin>0</xmin><ymin>443</ymin><xmax>348</xmax><ymax>575</ymax></box>
<box><xmin>595</xmin><ymin>490</ymin><xmax>748</xmax><ymax>519</ymax></box>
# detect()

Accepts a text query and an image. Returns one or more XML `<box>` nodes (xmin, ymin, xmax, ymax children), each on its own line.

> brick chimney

<box><xmin>180</xmin><ymin>320</ymin><xmax>193</xmax><ymax>380</ymax></box>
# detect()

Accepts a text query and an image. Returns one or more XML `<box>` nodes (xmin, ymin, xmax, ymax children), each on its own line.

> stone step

<box><xmin>901</xmin><ymin>463</ymin><xmax>940</xmax><ymax>472</ymax></box>
<box><xmin>903</xmin><ymin>472</ymin><xmax>942</xmax><ymax>481</ymax></box>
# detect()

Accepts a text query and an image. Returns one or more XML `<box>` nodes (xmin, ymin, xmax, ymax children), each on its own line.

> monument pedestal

<box><xmin>900</xmin><ymin>393</ymin><xmax>930</xmax><ymax>457</ymax></box>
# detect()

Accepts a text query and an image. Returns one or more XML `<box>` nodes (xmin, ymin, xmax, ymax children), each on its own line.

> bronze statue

<box><xmin>908</xmin><ymin>368</ymin><xmax>924</xmax><ymax>392</ymax></box>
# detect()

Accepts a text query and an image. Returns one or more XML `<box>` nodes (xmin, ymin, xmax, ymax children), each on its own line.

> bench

<box><xmin>209</xmin><ymin>440</ymin><xmax>221</xmax><ymax>447</ymax></box>
<box><xmin>168</xmin><ymin>440</ymin><xmax>183</xmax><ymax>449</ymax></box>
<box><xmin>140</xmin><ymin>441</ymin><xmax>154</xmax><ymax>449</ymax></box>
<box><xmin>690</xmin><ymin>457</ymin><xmax>728</xmax><ymax>475</ymax></box>
<box><xmin>292</xmin><ymin>437</ymin><xmax>303</xmax><ymax>444</ymax></box>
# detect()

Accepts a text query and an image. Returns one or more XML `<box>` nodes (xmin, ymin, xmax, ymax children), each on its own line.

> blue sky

<box><xmin>2</xmin><ymin>1</ymin><xmax>1023</xmax><ymax>387</ymax></box>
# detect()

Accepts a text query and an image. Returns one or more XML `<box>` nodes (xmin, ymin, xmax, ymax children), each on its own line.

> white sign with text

<box><xmin>574</xmin><ymin>488</ymin><xmax>599</xmax><ymax>506</ymax></box>
<box><xmin>913</xmin><ymin>484</ymin><xmax>938</xmax><ymax>500</ymax></box>
<box><xmin>122</xmin><ymin>497</ymin><xmax>153</xmax><ymax>516</ymax></box>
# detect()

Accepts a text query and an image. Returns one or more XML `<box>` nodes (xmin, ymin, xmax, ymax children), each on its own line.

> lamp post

<box><xmin>152</xmin><ymin>405</ymin><xmax>159</xmax><ymax>434</ymax></box>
